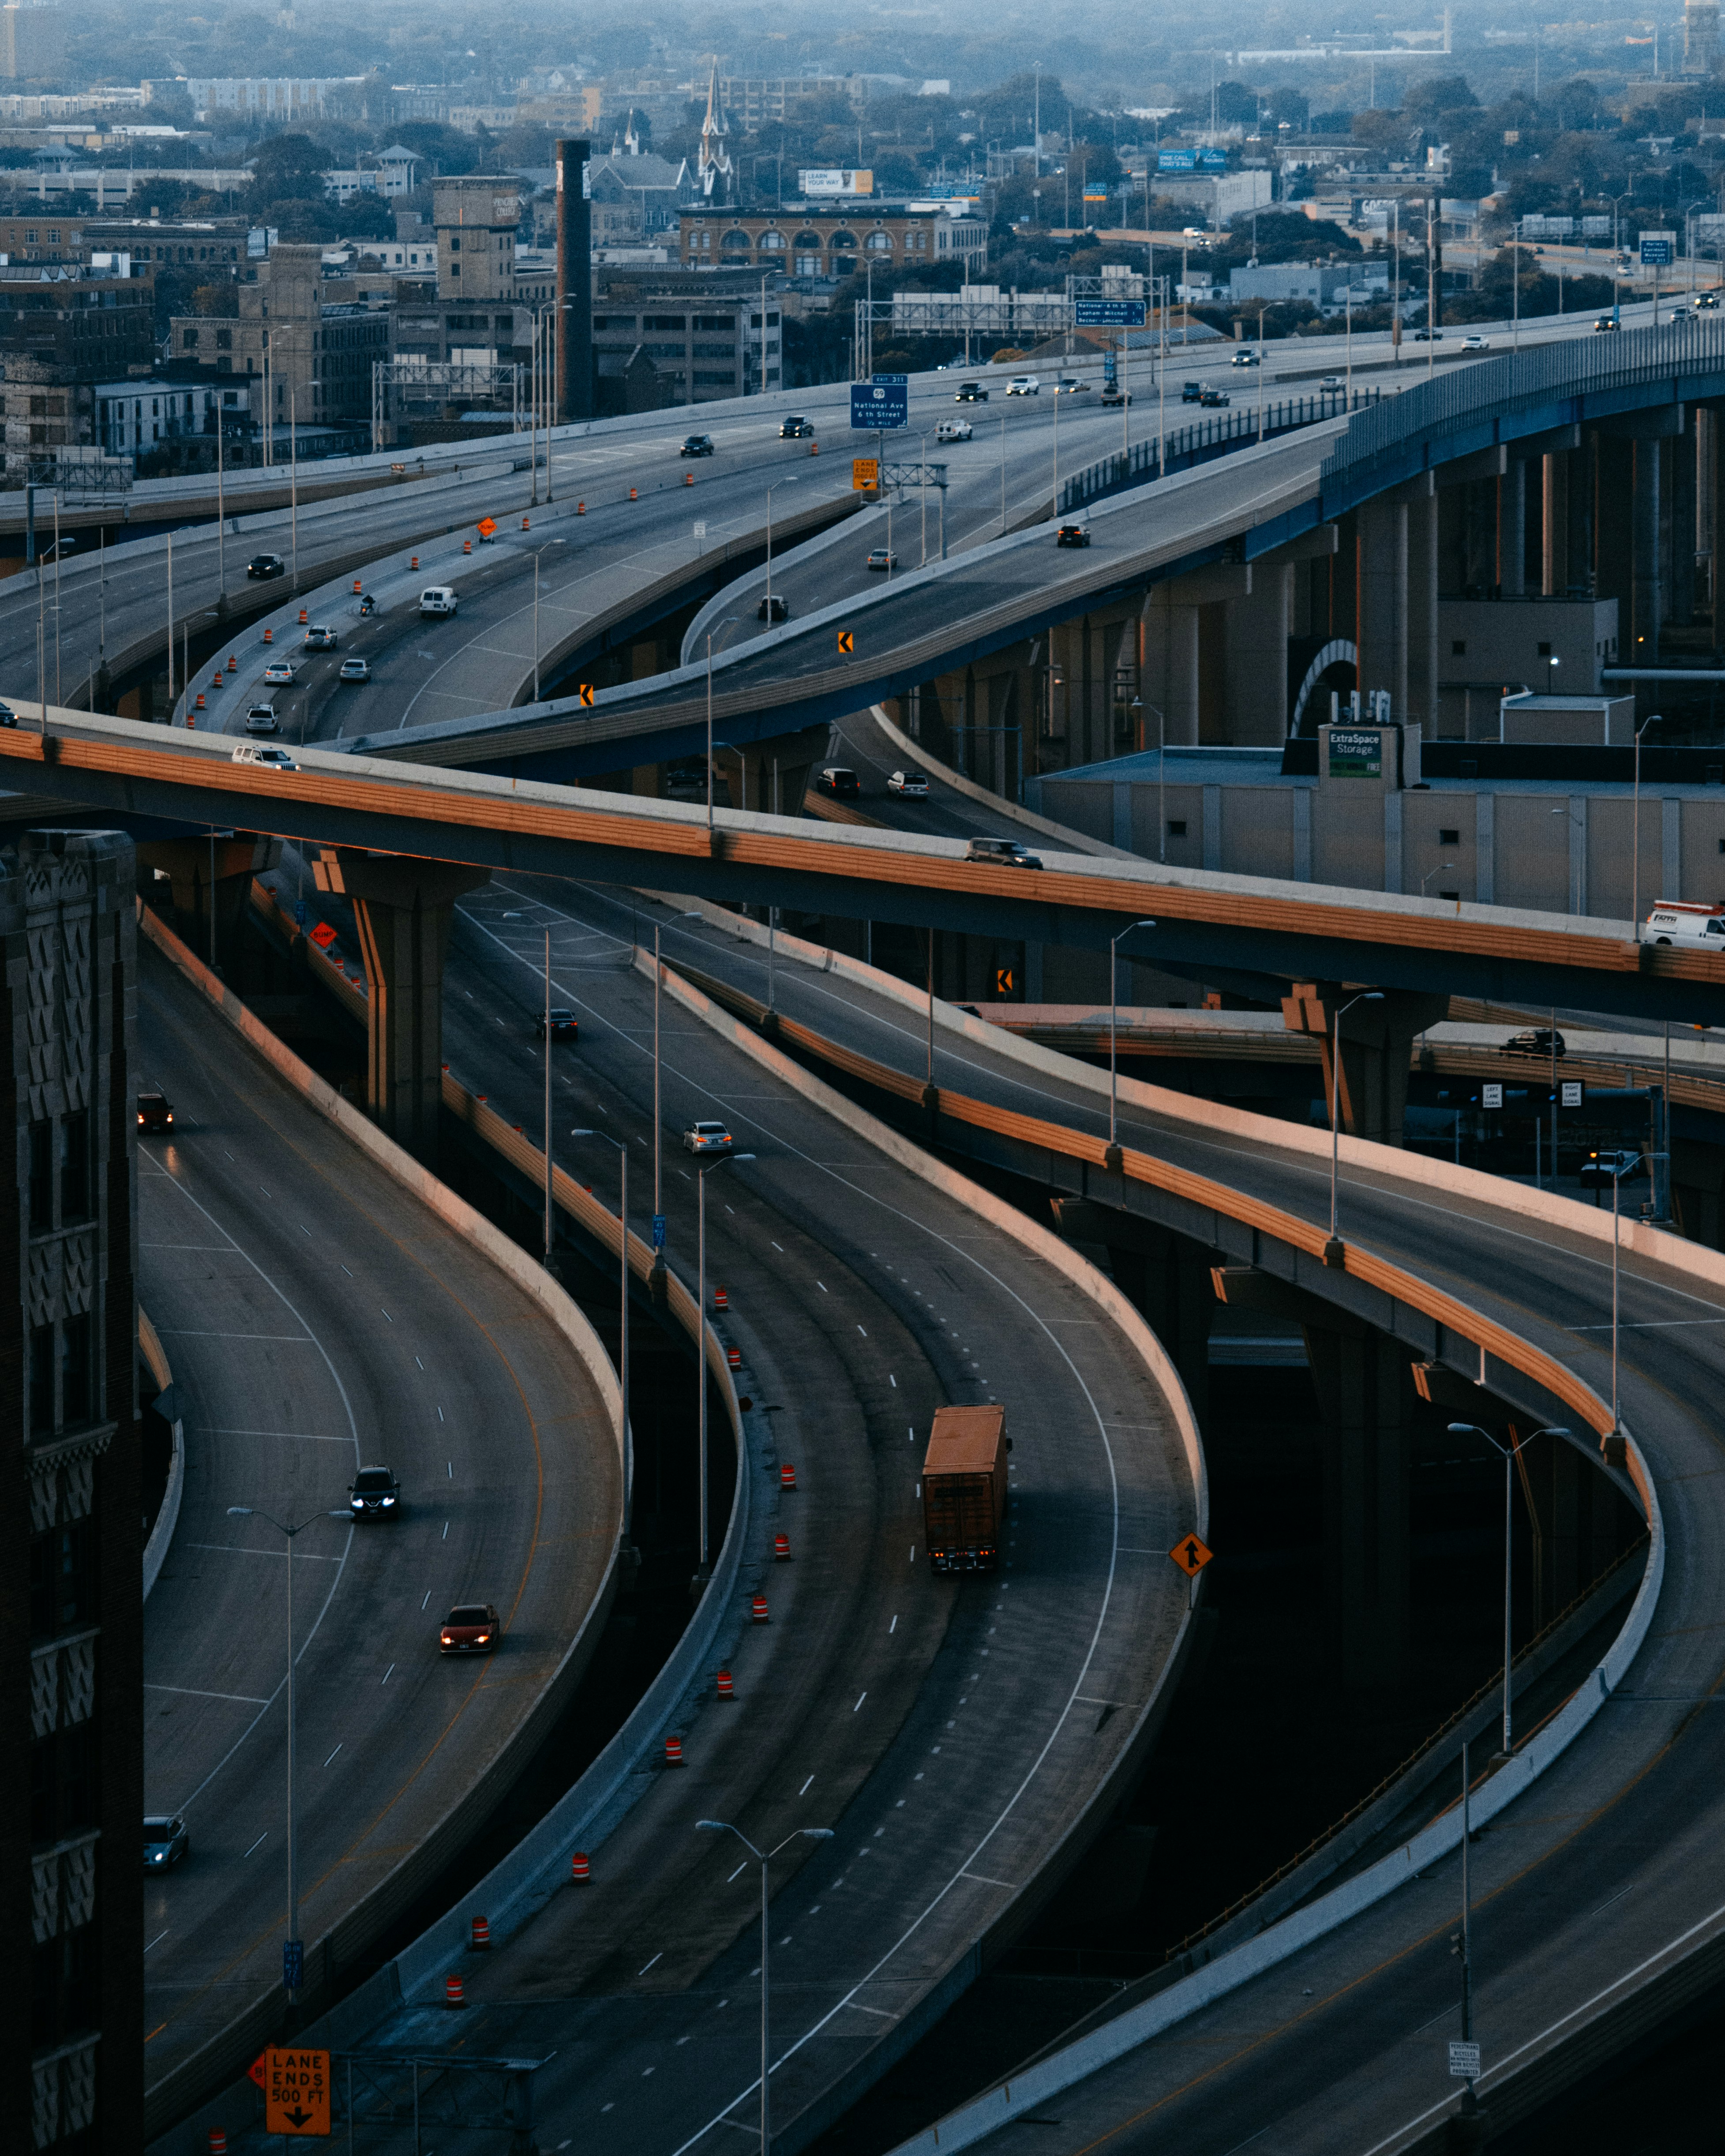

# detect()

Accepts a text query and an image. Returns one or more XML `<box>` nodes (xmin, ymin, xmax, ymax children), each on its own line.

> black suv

<box><xmin>246</xmin><ymin>553</ymin><xmax>286</xmax><ymax>579</ymax></box>
<box><xmin>779</xmin><ymin>415</ymin><xmax>814</xmax><ymax>438</ymax></box>
<box><xmin>136</xmin><ymin>1092</ymin><xmax>173</xmax><ymax>1133</ymax></box>
<box><xmin>348</xmin><ymin>1465</ymin><xmax>401</xmax><ymax>1519</ymax></box>
<box><xmin>818</xmin><ymin>766</ymin><xmax>861</xmax><ymax>797</ymax></box>
<box><xmin>1505</xmin><ymin>1028</ymin><xmax>1566</xmax><ymax>1060</ymax></box>
<box><xmin>954</xmin><ymin>382</ymin><xmax>988</xmax><ymax>401</ymax></box>
<box><xmin>680</xmin><ymin>434</ymin><xmax>715</xmax><ymax>457</ymax></box>
<box><xmin>758</xmin><ymin>594</ymin><xmax>789</xmax><ymax>622</ymax></box>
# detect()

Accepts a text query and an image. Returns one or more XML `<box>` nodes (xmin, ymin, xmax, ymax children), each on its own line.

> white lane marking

<box><xmin>845</xmin><ymin>2002</ymin><xmax>896</xmax><ymax>2019</ymax></box>
<box><xmin>962</xmin><ymin>1870</ymin><xmax>1015</xmax><ymax>1890</ymax></box>
<box><xmin>817</xmin><ymin>1280</ymin><xmax>829</xmax><ymax>1292</ymax></box>
<box><xmin>799</xmin><ymin>1776</ymin><xmax>814</xmax><ymax>1795</ymax></box>
<box><xmin>324</xmin><ymin>1744</ymin><xmax>342</xmax><ymax>1766</ymax></box>
<box><xmin>186</xmin><ymin>1543</ymin><xmax>341</xmax><ymax>1562</ymax></box>
<box><xmin>199</xmin><ymin>1427</ymin><xmax>346</xmax><ymax>1440</ymax></box>
<box><xmin>889</xmin><ymin>1615</ymin><xmax>897</xmax><ymax>1634</ymax></box>
<box><xmin>639</xmin><ymin>1952</ymin><xmax>663</xmax><ymax>1975</ymax></box>
<box><xmin>854</xmin><ymin>1692</ymin><xmax>867</xmax><ymax>1712</ymax></box>
<box><xmin>146</xmin><ymin>1682</ymin><xmax>269</xmax><ymax>1705</ymax></box>
<box><xmin>159</xmin><ymin>1328</ymin><xmax>311</xmax><ymax>1341</ymax></box>
<box><xmin>244</xmin><ymin>1831</ymin><xmax>268</xmax><ymax>1856</ymax></box>
<box><xmin>145</xmin><ymin>1929</ymin><xmax>170</xmax><ymax>1954</ymax></box>
<box><xmin>422</xmin><ymin>1589</ymin><xmax>431</xmax><ymax>1609</ymax></box>
<box><xmin>381</xmin><ymin>1663</ymin><xmax>395</xmax><ymax>1685</ymax></box>
<box><xmin>728</xmin><ymin>1863</ymin><xmax>748</xmax><ymax>1883</ymax></box>
<box><xmin>890</xmin><ymin>1373</ymin><xmax>897</xmax><ymax>1387</ymax></box>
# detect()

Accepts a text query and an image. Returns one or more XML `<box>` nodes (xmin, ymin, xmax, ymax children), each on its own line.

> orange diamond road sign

<box><xmin>476</xmin><ymin>516</ymin><xmax>497</xmax><ymax>538</ymax></box>
<box><xmin>836</xmin><ymin>630</ymin><xmax>854</xmax><ymax>655</ymax></box>
<box><xmin>309</xmin><ymin>922</ymin><xmax>338</xmax><ymax>951</ymax></box>
<box><xmin>263</xmin><ymin>2046</ymin><xmax>330</xmax><ymax>2136</ymax></box>
<box><xmin>578</xmin><ymin>683</ymin><xmax>595</xmax><ymax>707</ymax></box>
<box><xmin>1168</xmin><ymin>1533</ymin><xmax>1213</xmax><ymax>1578</ymax></box>
<box><xmin>248</xmin><ymin>2051</ymin><xmax>267</xmax><ymax>2090</ymax></box>
<box><xmin>851</xmin><ymin>458</ymin><xmax>879</xmax><ymax>492</ymax></box>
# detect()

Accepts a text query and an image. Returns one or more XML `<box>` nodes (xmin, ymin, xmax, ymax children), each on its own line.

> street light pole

<box><xmin>696</xmin><ymin>1150</ymin><xmax>754</xmax><ymax>1576</ymax></box>
<box><xmin>695</xmin><ymin>1822</ymin><xmax>835</xmax><ymax>2156</ymax></box>
<box><xmin>573</xmin><ymin>1129</ymin><xmax>632</xmax><ymax>1522</ymax></box>
<box><xmin>543</xmin><ymin>928</ymin><xmax>554</xmax><ymax>1264</ymax></box>
<box><xmin>225</xmin><ymin>1503</ymin><xmax>347</xmax><ymax>2002</ymax></box>
<box><xmin>705</xmin><ymin>618</ymin><xmax>741</xmax><ymax>836</ymax></box>
<box><xmin>1448</xmin><ymin>1422</ymin><xmax>1570</xmax><ymax>1756</ymax></box>
<box><xmin>1329</xmin><ymin>990</ymin><xmax>1384</xmax><ymax>1245</ymax></box>
<box><xmin>764</xmin><ymin>481</ymin><xmax>796</xmax><ymax>612</ymax></box>
<box><xmin>1109</xmin><ymin>919</ymin><xmax>1158</xmax><ymax>1145</ymax></box>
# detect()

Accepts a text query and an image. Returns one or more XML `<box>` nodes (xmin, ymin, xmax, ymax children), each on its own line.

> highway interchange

<box><xmin>5</xmin><ymin>284</ymin><xmax>1720</xmax><ymax>2152</ymax></box>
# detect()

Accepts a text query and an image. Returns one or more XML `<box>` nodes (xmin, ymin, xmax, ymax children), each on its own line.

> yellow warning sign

<box><xmin>264</xmin><ymin>2047</ymin><xmax>331</xmax><ymax>2136</ymax></box>
<box><xmin>852</xmin><ymin>458</ymin><xmax>880</xmax><ymax>492</ymax></box>
<box><xmin>836</xmin><ymin>630</ymin><xmax>854</xmax><ymax>655</ymax></box>
<box><xmin>578</xmin><ymin>683</ymin><xmax>595</xmax><ymax>707</ymax></box>
<box><xmin>1167</xmin><ymin>1533</ymin><xmax>1213</xmax><ymax>1579</ymax></box>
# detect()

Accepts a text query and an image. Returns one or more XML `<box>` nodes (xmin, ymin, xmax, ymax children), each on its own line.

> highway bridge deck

<box><xmin>138</xmin><ymin>937</ymin><xmax>620</xmax><ymax>2118</ymax></box>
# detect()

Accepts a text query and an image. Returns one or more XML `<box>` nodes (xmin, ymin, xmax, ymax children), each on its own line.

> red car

<box><xmin>439</xmin><ymin>1603</ymin><xmax>499</xmax><ymax>1654</ymax></box>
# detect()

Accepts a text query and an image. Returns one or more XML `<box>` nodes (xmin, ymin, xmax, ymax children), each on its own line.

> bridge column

<box><xmin>1222</xmin><ymin>564</ymin><xmax>1292</xmax><ymax>745</ymax></box>
<box><xmin>1141</xmin><ymin>585</ymin><xmax>1201</xmax><ymax>746</ymax></box>
<box><xmin>1406</xmin><ymin>486</ymin><xmax>1438</xmax><ymax>732</ymax></box>
<box><xmin>1500</xmin><ymin>459</ymin><xmax>1526</xmax><ymax>596</ymax></box>
<box><xmin>138</xmin><ymin>833</ymin><xmax>282</xmax><ymax>976</ymax></box>
<box><xmin>1634</xmin><ymin>438</ymin><xmax>1661</xmax><ymax>665</ymax></box>
<box><xmin>1051</xmin><ymin>1200</ymin><xmax>1214</xmax><ymax>1428</ymax></box>
<box><xmin>1212</xmin><ymin>1268</ymin><xmax>1411</xmax><ymax>1693</ymax></box>
<box><xmin>1356</xmin><ymin>497</ymin><xmax>1408</xmax><ymax>716</ymax></box>
<box><xmin>1541</xmin><ymin>448</ymin><xmax>1569</xmax><ymax>595</ymax></box>
<box><xmin>313</xmin><ymin>850</ymin><xmax>490</xmax><ymax>1164</ymax></box>
<box><xmin>1280</xmin><ymin>981</ymin><xmax>1449</xmax><ymax>1148</ymax></box>
<box><xmin>1671</xmin><ymin>420</ymin><xmax>1699</xmax><ymax>628</ymax></box>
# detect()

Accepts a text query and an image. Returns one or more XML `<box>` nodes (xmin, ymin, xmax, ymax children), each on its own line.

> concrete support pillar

<box><xmin>1222</xmin><ymin>563</ymin><xmax>1291</xmax><ymax>745</ymax></box>
<box><xmin>1500</xmin><ymin>461</ymin><xmax>1526</xmax><ymax>597</ymax></box>
<box><xmin>1698</xmin><ymin>405</ymin><xmax>1720</xmax><ymax>630</ymax></box>
<box><xmin>1212</xmin><ymin>1266</ymin><xmax>1410</xmax><ymax>1693</ymax></box>
<box><xmin>138</xmin><ymin>833</ymin><xmax>281</xmax><ymax>977</ymax></box>
<box><xmin>1570</xmin><ymin>431</ymin><xmax>1595</xmax><ymax>595</ymax></box>
<box><xmin>1595</xmin><ymin>433</ymin><xmax>1633</xmax><ymax>622</ymax></box>
<box><xmin>1053</xmin><ymin>1200</ymin><xmax>1213</xmax><ymax>1429</ymax></box>
<box><xmin>1671</xmin><ymin>422</ymin><xmax>1699</xmax><ymax>628</ymax></box>
<box><xmin>1280</xmin><ymin>980</ymin><xmax>1450</xmax><ymax>1148</ymax></box>
<box><xmin>1141</xmin><ymin>585</ymin><xmax>1200</xmax><ymax>746</ymax></box>
<box><xmin>1356</xmin><ymin>497</ymin><xmax>1408</xmax><ymax>718</ymax></box>
<box><xmin>1633</xmin><ymin>438</ymin><xmax>1662</xmax><ymax>666</ymax></box>
<box><xmin>1541</xmin><ymin>449</ymin><xmax>1569</xmax><ymax>596</ymax></box>
<box><xmin>1303</xmin><ymin>1319</ymin><xmax>1412</xmax><ymax>1691</ymax></box>
<box><xmin>1406</xmin><ymin>488</ymin><xmax>1438</xmax><ymax>732</ymax></box>
<box><xmin>313</xmin><ymin>850</ymin><xmax>491</xmax><ymax>1163</ymax></box>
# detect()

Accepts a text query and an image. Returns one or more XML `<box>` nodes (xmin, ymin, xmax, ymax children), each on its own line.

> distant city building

<box><xmin>170</xmin><ymin>76</ymin><xmax>366</xmax><ymax>122</ymax></box>
<box><xmin>696</xmin><ymin>63</ymin><xmax>735</xmax><ymax>205</ymax></box>
<box><xmin>93</xmin><ymin>375</ymin><xmax>249</xmax><ymax>470</ymax></box>
<box><xmin>587</xmin><ymin>150</ymin><xmax>696</xmax><ymax>245</ymax></box>
<box><xmin>0</xmin><ymin>266</ymin><xmax>153</xmax><ymax>477</ymax></box>
<box><xmin>1686</xmin><ymin>0</ymin><xmax>1721</xmax><ymax>73</ymax></box>
<box><xmin>677</xmin><ymin>200</ymin><xmax>987</xmax><ymax>280</ymax></box>
<box><xmin>0</xmin><ymin>827</ymin><xmax>143</xmax><ymax>2156</ymax></box>
<box><xmin>0</xmin><ymin>3</ymin><xmax>64</xmax><ymax>81</ymax></box>
<box><xmin>323</xmin><ymin>146</ymin><xmax>422</xmax><ymax>206</ymax></box>
<box><xmin>591</xmin><ymin>267</ymin><xmax>778</xmax><ymax>409</ymax></box>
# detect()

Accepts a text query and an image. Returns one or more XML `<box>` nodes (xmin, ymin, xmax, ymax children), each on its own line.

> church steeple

<box><xmin>698</xmin><ymin>59</ymin><xmax>734</xmax><ymax>202</ymax></box>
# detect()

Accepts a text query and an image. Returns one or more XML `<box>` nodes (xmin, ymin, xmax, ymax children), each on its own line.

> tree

<box><xmin>248</xmin><ymin>131</ymin><xmax>330</xmax><ymax>203</ymax></box>
<box><xmin>1403</xmin><ymin>75</ymin><xmax>1479</xmax><ymax>125</ymax></box>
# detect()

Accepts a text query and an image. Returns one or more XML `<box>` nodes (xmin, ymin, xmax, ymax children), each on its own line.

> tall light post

<box><xmin>706</xmin><ymin>618</ymin><xmax>742</xmax><ymax>836</ymax></box>
<box><xmin>1421</xmin><ymin>861</ymin><xmax>1457</xmax><ymax>896</ymax></box>
<box><xmin>573</xmin><ymin>1129</ymin><xmax>633</xmax><ymax>1522</ymax></box>
<box><xmin>1631</xmin><ymin>712</ymin><xmax>1659</xmax><ymax>939</ymax></box>
<box><xmin>1109</xmin><ymin>919</ymin><xmax>1158</xmax><ymax>1145</ymax></box>
<box><xmin>696</xmin><ymin>1150</ymin><xmax>754</xmax><ymax>1578</ymax></box>
<box><xmin>224</xmin><ymin>1503</ymin><xmax>349</xmax><ymax>2002</ymax></box>
<box><xmin>696</xmin><ymin>1822</ymin><xmax>835</xmax><ymax>2156</ymax></box>
<box><xmin>1328</xmin><ymin>990</ymin><xmax>1384</xmax><ymax>1247</ymax></box>
<box><xmin>1446</xmin><ymin>1422</ymin><xmax>1571</xmax><ymax>1757</ymax></box>
<box><xmin>763</xmin><ymin>479</ymin><xmax>797</xmax><ymax>613</ymax></box>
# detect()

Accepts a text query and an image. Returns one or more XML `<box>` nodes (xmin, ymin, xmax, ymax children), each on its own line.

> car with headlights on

<box><xmin>439</xmin><ymin>1602</ymin><xmax>499</xmax><ymax>1654</ymax></box>
<box><xmin>349</xmin><ymin>1464</ymin><xmax>401</xmax><ymax>1519</ymax></box>
<box><xmin>144</xmin><ymin>1815</ymin><xmax>189</xmax><ymax>1870</ymax></box>
<box><xmin>137</xmin><ymin>1092</ymin><xmax>173</xmax><ymax>1133</ymax></box>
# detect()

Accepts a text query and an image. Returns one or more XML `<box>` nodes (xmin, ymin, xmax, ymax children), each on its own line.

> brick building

<box><xmin>0</xmin><ymin>829</ymin><xmax>142</xmax><ymax>2156</ymax></box>
<box><xmin>0</xmin><ymin>270</ymin><xmax>155</xmax><ymax>478</ymax></box>
<box><xmin>592</xmin><ymin>268</ymin><xmax>779</xmax><ymax>409</ymax></box>
<box><xmin>677</xmin><ymin>199</ymin><xmax>987</xmax><ymax>280</ymax></box>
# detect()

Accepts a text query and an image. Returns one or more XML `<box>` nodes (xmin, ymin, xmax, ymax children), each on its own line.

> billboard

<box><xmin>801</xmin><ymin>169</ymin><xmax>873</xmax><ymax>197</ymax></box>
<box><xmin>1157</xmin><ymin>149</ymin><xmax>1196</xmax><ymax>172</ymax></box>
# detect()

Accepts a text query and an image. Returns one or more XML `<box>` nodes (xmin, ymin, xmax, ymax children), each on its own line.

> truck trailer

<box><xmin>922</xmin><ymin>1404</ymin><xmax>1009</xmax><ymax>1572</ymax></box>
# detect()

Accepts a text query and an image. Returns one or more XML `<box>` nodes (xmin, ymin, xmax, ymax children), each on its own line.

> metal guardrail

<box><xmin>1059</xmin><ymin>387</ymin><xmax>1380</xmax><ymax>515</ymax></box>
<box><xmin>1322</xmin><ymin>315</ymin><xmax>1725</xmax><ymax>494</ymax></box>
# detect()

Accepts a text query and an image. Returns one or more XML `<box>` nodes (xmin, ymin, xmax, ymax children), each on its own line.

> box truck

<box><xmin>922</xmin><ymin>1405</ymin><xmax>1009</xmax><ymax>1572</ymax></box>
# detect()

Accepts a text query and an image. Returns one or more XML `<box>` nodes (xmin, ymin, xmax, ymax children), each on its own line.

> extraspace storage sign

<box><xmin>1326</xmin><ymin>727</ymin><xmax>1384</xmax><ymax>778</ymax></box>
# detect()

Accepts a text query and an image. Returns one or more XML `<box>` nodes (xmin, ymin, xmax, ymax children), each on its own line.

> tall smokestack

<box><xmin>555</xmin><ymin>137</ymin><xmax>593</xmax><ymax>422</ymax></box>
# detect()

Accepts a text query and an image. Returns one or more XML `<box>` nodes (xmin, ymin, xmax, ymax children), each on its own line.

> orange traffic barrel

<box><xmin>210</xmin><ymin>672</ymin><xmax>223</xmax><ymax>687</ymax></box>
<box><xmin>227</xmin><ymin>654</ymin><xmax>237</xmax><ymax>670</ymax></box>
<box><xmin>352</xmin><ymin>577</ymin><xmax>363</xmax><ymax>594</ymax></box>
<box><xmin>186</xmin><ymin>714</ymin><xmax>196</xmax><ymax>730</ymax></box>
<box><xmin>685</xmin><ymin>470</ymin><xmax>694</xmax><ymax>486</ymax></box>
<box><xmin>194</xmin><ymin>693</ymin><xmax>205</xmax><ymax>710</ymax></box>
<box><xmin>780</xmin><ymin>1463</ymin><xmax>796</xmax><ymax>1491</ymax></box>
<box><xmin>726</xmin><ymin>1346</ymin><xmax>742</xmax><ymax>1370</ymax></box>
<box><xmin>463</xmin><ymin>539</ymin><xmax>472</xmax><ymax>555</ymax></box>
<box><xmin>809</xmin><ymin>441</ymin><xmax>820</xmax><ymax>456</ymax></box>
<box><xmin>773</xmin><ymin>1532</ymin><xmax>791</xmax><ymax>1561</ymax></box>
<box><xmin>445</xmin><ymin>1974</ymin><xmax>465</xmax><ymax>2008</ymax></box>
<box><xmin>262</xmin><ymin>627</ymin><xmax>273</xmax><ymax>643</ymax></box>
<box><xmin>664</xmin><ymin>1734</ymin><xmax>684</xmax><ymax>1767</ymax></box>
<box><xmin>577</xmin><ymin>500</ymin><xmax>585</xmax><ymax>514</ymax></box>
<box><xmin>716</xmin><ymin>1668</ymin><xmax>734</xmax><ymax>1699</ymax></box>
<box><xmin>298</xmin><ymin>607</ymin><xmax>308</xmax><ymax>623</ymax></box>
<box><xmin>410</xmin><ymin>555</ymin><xmax>419</xmax><ymax>570</ymax></box>
<box><xmin>470</xmin><ymin>1916</ymin><xmax>491</xmax><ymax>1951</ymax></box>
<box><xmin>208</xmin><ymin>2135</ymin><xmax>228</xmax><ymax>2156</ymax></box>
<box><xmin>521</xmin><ymin>514</ymin><xmax>531</xmax><ymax>530</ymax></box>
<box><xmin>751</xmin><ymin>1592</ymin><xmax>769</xmax><ymax>1623</ymax></box>
<box><xmin>570</xmin><ymin>1850</ymin><xmax>590</xmax><ymax>1883</ymax></box>
<box><xmin>713</xmin><ymin>1285</ymin><xmax>728</xmax><ymax>1310</ymax></box>
<box><xmin>629</xmin><ymin>486</ymin><xmax>638</xmax><ymax>501</ymax></box>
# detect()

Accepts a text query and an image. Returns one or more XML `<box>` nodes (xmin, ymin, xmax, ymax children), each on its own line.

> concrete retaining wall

<box><xmin>139</xmin><ymin>1308</ymin><xmax>183</xmax><ymax>1604</ymax></box>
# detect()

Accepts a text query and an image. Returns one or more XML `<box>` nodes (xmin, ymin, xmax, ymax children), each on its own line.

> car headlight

<box><xmin>381</xmin><ymin>1496</ymin><xmax>395</xmax><ymax>1506</ymax></box>
<box><xmin>351</xmin><ymin>1497</ymin><xmax>363</xmax><ymax>1509</ymax></box>
<box><xmin>476</xmin><ymin>1635</ymin><xmax>490</xmax><ymax>1644</ymax></box>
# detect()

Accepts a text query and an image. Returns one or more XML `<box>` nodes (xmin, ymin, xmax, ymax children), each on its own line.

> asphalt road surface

<box><xmin>137</xmin><ymin>937</ymin><xmax>620</xmax><ymax>2100</ymax></box>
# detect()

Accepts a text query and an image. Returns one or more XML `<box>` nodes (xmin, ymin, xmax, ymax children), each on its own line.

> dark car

<box><xmin>1702</xmin><ymin>290</ymin><xmax>1721</xmax><ymax>310</ymax></box>
<box><xmin>758</xmin><ymin>594</ymin><xmax>789</xmax><ymax>622</ymax></box>
<box><xmin>136</xmin><ymin>1092</ymin><xmax>173</xmax><ymax>1133</ymax></box>
<box><xmin>1594</xmin><ymin>315</ymin><xmax>1621</xmax><ymax>332</ymax></box>
<box><xmin>144</xmin><ymin>1815</ymin><xmax>189</xmax><ymax>1871</ymax></box>
<box><xmin>1506</xmin><ymin>1028</ymin><xmax>1566</xmax><ymax>1060</ymax></box>
<box><xmin>680</xmin><ymin>433</ymin><xmax>716</xmax><ymax>457</ymax></box>
<box><xmin>965</xmin><ymin>834</ymin><xmax>1043</xmax><ymax>870</ymax></box>
<box><xmin>535</xmin><ymin>1007</ymin><xmax>579</xmax><ymax>1040</ymax></box>
<box><xmin>0</xmin><ymin>702</ymin><xmax>15</xmax><ymax>727</ymax></box>
<box><xmin>246</xmin><ymin>553</ymin><xmax>286</xmax><ymax>579</ymax></box>
<box><xmin>1199</xmin><ymin>386</ymin><xmax>1231</xmax><ymax>408</ymax></box>
<box><xmin>954</xmin><ymin>382</ymin><xmax>988</xmax><ymax>401</ymax></box>
<box><xmin>1181</xmin><ymin>380</ymin><xmax>1204</xmax><ymax>402</ymax></box>
<box><xmin>779</xmin><ymin>414</ymin><xmax>814</xmax><ymax>438</ymax></box>
<box><xmin>348</xmin><ymin>1464</ymin><xmax>401</xmax><ymax>1519</ymax></box>
<box><xmin>1056</xmin><ymin>523</ymin><xmax>1091</xmax><ymax>548</ymax></box>
<box><xmin>818</xmin><ymin>766</ymin><xmax>861</xmax><ymax>797</ymax></box>
<box><xmin>440</xmin><ymin>1602</ymin><xmax>500</xmax><ymax>1654</ymax></box>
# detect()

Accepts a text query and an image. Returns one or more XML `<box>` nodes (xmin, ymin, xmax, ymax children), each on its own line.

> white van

<box><xmin>1645</xmin><ymin>900</ymin><xmax>1725</xmax><ymax>945</ymax></box>
<box><xmin>419</xmin><ymin>585</ymin><xmax>459</xmax><ymax>618</ymax></box>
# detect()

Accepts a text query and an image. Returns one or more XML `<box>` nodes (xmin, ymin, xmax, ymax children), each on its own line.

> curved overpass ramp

<box><xmin>136</xmin><ymin>921</ymin><xmax>622</xmax><ymax>2132</ymax></box>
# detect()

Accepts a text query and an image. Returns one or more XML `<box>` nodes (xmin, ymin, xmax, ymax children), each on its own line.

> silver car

<box><xmin>682</xmin><ymin>1120</ymin><xmax>734</xmax><ymax>1155</ymax></box>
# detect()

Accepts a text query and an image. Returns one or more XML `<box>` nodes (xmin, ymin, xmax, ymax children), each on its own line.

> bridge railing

<box><xmin>1322</xmin><ymin>315</ymin><xmax>1725</xmax><ymax>495</ymax></box>
<box><xmin>1058</xmin><ymin>386</ymin><xmax>1381</xmax><ymax>516</ymax></box>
